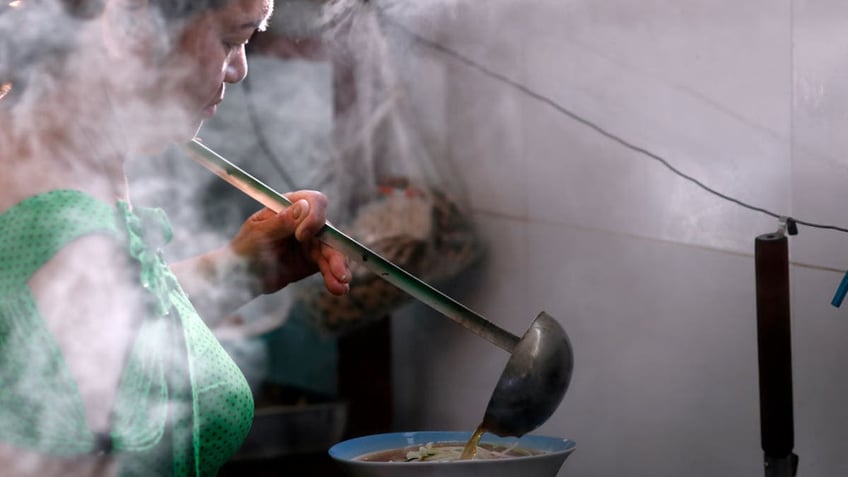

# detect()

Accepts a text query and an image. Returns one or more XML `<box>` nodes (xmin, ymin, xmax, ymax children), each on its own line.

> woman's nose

<box><xmin>224</xmin><ymin>47</ymin><xmax>248</xmax><ymax>84</ymax></box>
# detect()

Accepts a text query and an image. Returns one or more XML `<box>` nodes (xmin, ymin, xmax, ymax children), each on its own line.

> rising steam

<box><xmin>0</xmin><ymin>0</ymin><xmax>472</xmax><ymax>474</ymax></box>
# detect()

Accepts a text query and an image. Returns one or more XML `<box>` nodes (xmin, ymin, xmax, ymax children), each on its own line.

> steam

<box><xmin>0</xmin><ymin>1</ymin><xmax>80</xmax><ymax>110</ymax></box>
<box><xmin>0</xmin><ymin>1</ymin><xmax>243</xmax><ymax>473</ymax></box>
<box><xmin>325</xmin><ymin>0</ymin><xmax>461</xmax><ymax>23</ymax></box>
<box><xmin>0</xmin><ymin>0</ymin><xmax>472</xmax><ymax>471</ymax></box>
<box><xmin>316</xmin><ymin>0</ymin><xmax>469</xmax><ymax>215</ymax></box>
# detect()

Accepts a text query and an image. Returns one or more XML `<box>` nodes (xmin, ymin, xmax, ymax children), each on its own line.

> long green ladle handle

<box><xmin>186</xmin><ymin>139</ymin><xmax>520</xmax><ymax>352</ymax></box>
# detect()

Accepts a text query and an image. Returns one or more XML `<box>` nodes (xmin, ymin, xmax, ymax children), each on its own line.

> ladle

<box><xmin>185</xmin><ymin>139</ymin><xmax>574</xmax><ymax>437</ymax></box>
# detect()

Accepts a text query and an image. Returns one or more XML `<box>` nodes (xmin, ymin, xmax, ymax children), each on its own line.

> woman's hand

<box><xmin>229</xmin><ymin>190</ymin><xmax>351</xmax><ymax>296</ymax></box>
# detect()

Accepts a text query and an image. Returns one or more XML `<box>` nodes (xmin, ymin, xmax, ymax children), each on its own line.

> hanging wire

<box><xmin>381</xmin><ymin>18</ymin><xmax>848</xmax><ymax>236</ymax></box>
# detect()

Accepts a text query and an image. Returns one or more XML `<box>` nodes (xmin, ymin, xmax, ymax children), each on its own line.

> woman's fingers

<box><xmin>231</xmin><ymin>190</ymin><xmax>350</xmax><ymax>295</ymax></box>
<box><xmin>313</xmin><ymin>242</ymin><xmax>351</xmax><ymax>295</ymax></box>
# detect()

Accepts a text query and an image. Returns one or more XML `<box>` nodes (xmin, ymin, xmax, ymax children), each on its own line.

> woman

<box><xmin>0</xmin><ymin>0</ymin><xmax>350</xmax><ymax>475</ymax></box>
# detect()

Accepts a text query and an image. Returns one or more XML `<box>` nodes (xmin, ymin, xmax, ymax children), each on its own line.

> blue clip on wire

<box><xmin>833</xmin><ymin>270</ymin><xmax>848</xmax><ymax>308</ymax></box>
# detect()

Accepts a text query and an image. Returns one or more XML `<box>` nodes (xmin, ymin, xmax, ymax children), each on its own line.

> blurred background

<box><xmin>385</xmin><ymin>1</ymin><xmax>848</xmax><ymax>476</ymax></box>
<box><xmin>128</xmin><ymin>0</ymin><xmax>848</xmax><ymax>475</ymax></box>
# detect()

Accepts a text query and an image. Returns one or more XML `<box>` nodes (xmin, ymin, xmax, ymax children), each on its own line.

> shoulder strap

<box><xmin>0</xmin><ymin>190</ymin><xmax>119</xmax><ymax>288</ymax></box>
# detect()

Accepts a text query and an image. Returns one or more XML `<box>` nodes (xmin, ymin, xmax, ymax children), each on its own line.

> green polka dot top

<box><xmin>0</xmin><ymin>190</ymin><xmax>254</xmax><ymax>476</ymax></box>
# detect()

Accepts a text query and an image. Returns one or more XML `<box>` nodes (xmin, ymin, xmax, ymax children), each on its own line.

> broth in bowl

<box><xmin>329</xmin><ymin>431</ymin><xmax>575</xmax><ymax>477</ymax></box>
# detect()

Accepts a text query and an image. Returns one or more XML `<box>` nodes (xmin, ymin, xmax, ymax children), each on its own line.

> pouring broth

<box><xmin>460</xmin><ymin>424</ymin><xmax>487</xmax><ymax>459</ymax></box>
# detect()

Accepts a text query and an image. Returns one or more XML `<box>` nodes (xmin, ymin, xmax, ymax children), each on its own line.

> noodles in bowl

<box><xmin>329</xmin><ymin>431</ymin><xmax>576</xmax><ymax>477</ymax></box>
<box><xmin>358</xmin><ymin>441</ymin><xmax>543</xmax><ymax>462</ymax></box>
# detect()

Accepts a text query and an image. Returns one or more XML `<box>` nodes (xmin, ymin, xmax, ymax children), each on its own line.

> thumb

<box><xmin>279</xmin><ymin>199</ymin><xmax>311</xmax><ymax>240</ymax></box>
<box><xmin>287</xmin><ymin>199</ymin><xmax>309</xmax><ymax>222</ymax></box>
<box><xmin>245</xmin><ymin>202</ymin><xmax>304</xmax><ymax>240</ymax></box>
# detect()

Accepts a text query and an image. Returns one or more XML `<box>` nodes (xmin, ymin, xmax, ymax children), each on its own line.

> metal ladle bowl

<box><xmin>186</xmin><ymin>139</ymin><xmax>574</xmax><ymax>437</ymax></box>
<box><xmin>483</xmin><ymin>311</ymin><xmax>573</xmax><ymax>437</ymax></box>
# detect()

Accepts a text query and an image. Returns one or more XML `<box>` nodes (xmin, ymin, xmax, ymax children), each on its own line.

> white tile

<box><xmin>524</xmin><ymin>2</ymin><xmax>790</xmax><ymax>251</ymax></box>
<box><xmin>526</xmin><ymin>221</ymin><xmax>763</xmax><ymax>475</ymax></box>
<box><xmin>792</xmin><ymin>265</ymin><xmax>848</xmax><ymax>475</ymax></box>
<box><xmin>413</xmin><ymin>0</ymin><xmax>532</xmax><ymax>217</ymax></box>
<box><xmin>515</xmin><ymin>0</ymin><xmax>793</xmax><ymax>253</ymax></box>
<box><xmin>523</xmin><ymin>0</ymin><xmax>791</xmax><ymax>135</ymax></box>
<box><xmin>520</xmin><ymin>82</ymin><xmax>790</xmax><ymax>253</ymax></box>
<box><xmin>386</xmin><ymin>3</ymin><xmax>848</xmax><ymax>476</ymax></box>
<box><xmin>793</xmin><ymin>0</ymin><xmax>848</xmax><ymax>160</ymax></box>
<box><xmin>790</xmin><ymin>0</ymin><xmax>848</xmax><ymax>268</ymax></box>
<box><xmin>789</xmin><ymin>153</ymin><xmax>848</xmax><ymax>267</ymax></box>
<box><xmin>438</xmin><ymin>0</ymin><xmax>529</xmax><ymax>79</ymax></box>
<box><xmin>444</xmin><ymin>63</ymin><xmax>528</xmax><ymax>217</ymax></box>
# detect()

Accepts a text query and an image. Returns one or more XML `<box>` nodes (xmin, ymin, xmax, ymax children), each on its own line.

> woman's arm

<box><xmin>172</xmin><ymin>190</ymin><xmax>351</xmax><ymax>326</ymax></box>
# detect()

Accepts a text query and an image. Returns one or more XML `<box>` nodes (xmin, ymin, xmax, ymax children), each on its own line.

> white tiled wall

<box><xmin>391</xmin><ymin>1</ymin><xmax>848</xmax><ymax>475</ymax></box>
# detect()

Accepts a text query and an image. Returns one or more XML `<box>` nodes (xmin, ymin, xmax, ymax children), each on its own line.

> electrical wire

<box><xmin>382</xmin><ymin>18</ymin><xmax>848</xmax><ymax>236</ymax></box>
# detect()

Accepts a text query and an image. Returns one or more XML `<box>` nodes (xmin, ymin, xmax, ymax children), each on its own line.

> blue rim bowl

<box><xmin>329</xmin><ymin>431</ymin><xmax>576</xmax><ymax>477</ymax></box>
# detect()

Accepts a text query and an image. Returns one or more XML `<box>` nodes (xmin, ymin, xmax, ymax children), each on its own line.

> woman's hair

<box><xmin>61</xmin><ymin>0</ymin><xmax>232</xmax><ymax>20</ymax></box>
<box><xmin>0</xmin><ymin>0</ymin><xmax>230</xmax><ymax>105</ymax></box>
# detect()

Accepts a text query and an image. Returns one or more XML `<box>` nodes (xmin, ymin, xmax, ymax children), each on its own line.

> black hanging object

<box><xmin>755</xmin><ymin>233</ymin><xmax>799</xmax><ymax>477</ymax></box>
<box><xmin>785</xmin><ymin>218</ymin><xmax>798</xmax><ymax>236</ymax></box>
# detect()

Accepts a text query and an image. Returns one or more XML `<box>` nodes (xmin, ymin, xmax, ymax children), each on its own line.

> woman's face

<box><xmin>113</xmin><ymin>0</ymin><xmax>274</xmax><ymax>145</ymax></box>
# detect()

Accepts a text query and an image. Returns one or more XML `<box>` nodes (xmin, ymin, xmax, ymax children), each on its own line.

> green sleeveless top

<box><xmin>0</xmin><ymin>190</ymin><xmax>254</xmax><ymax>476</ymax></box>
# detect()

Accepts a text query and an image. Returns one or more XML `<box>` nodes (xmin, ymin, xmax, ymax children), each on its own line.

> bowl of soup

<box><xmin>328</xmin><ymin>431</ymin><xmax>576</xmax><ymax>477</ymax></box>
